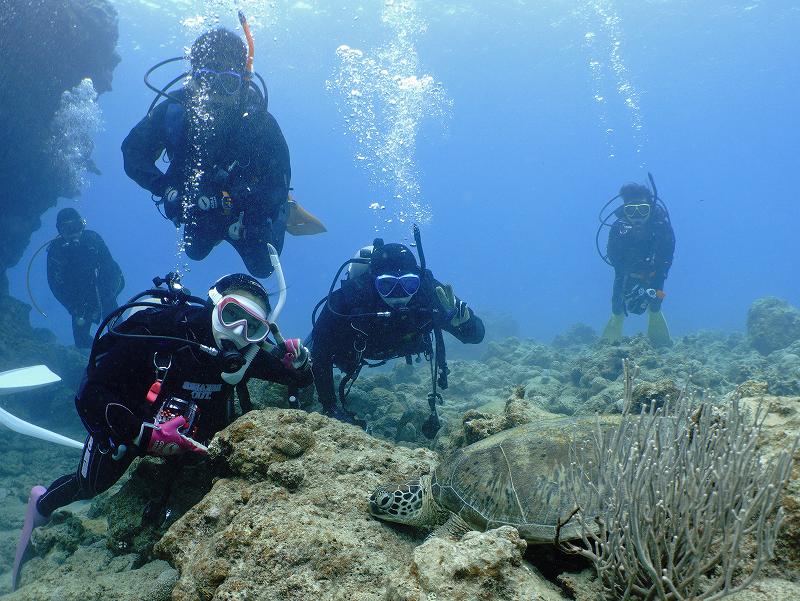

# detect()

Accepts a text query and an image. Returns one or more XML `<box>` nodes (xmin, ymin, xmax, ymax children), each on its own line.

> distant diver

<box><xmin>46</xmin><ymin>208</ymin><xmax>124</xmax><ymax>348</ymax></box>
<box><xmin>596</xmin><ymin>174</ymin><xmax>675</xmax><ymax>347</ymax></box>
<box><xmin>11</xmin><ymin>268</ymin><xmax>313</xmax><ymax>591</ymax></box>
<box><xmin>309</xmin><ymin>225</ymin><xmax>485</xmax><ymax>437</ymax></box>
<box><xmin>121</xmin><ymin>12</ymin><xmax>324</xmax><ymax>278</ymax></box>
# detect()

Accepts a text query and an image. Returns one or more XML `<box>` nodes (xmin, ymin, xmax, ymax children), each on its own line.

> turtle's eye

<box><xmin>369</xmin><ymin>490</ymin><xmax>393</xmax><ymax>508</ymax></box>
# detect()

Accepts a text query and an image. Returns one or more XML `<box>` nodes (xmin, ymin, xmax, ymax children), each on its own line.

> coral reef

<box><xmin>385</xmin><ymin>526</ymin><xmax>565</xmax><ymax>601</ymax></box>
<box><xmin>747</xmin><ymin>297</ymin><xmax>800</xmax><ymax>356</ymax></box>
<box><xmin>156</xmin><ymin>408</ymin><xmax>438</xmax><ymax>600</ymax></box>
<box><xmin>3</xmin><ymin>307</ymin><xmax>800</xmax><ymax>600</ymax></box>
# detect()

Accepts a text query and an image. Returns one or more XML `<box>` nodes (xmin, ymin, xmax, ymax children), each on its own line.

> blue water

<box><xmin>8</xmin><ymin>0</ymin><xmax>800</xmax><ymax>345</ymax></box>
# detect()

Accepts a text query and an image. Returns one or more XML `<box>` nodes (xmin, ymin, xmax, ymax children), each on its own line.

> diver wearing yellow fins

<box><xmin>121</xmin><ymin>11</ymin><xmax>324</xmax><ymax>278</ymax></box>
<box><xmin>596</xmin><ymin>174</ymin><xmax>675</xmax><ymax>347</ymax></box>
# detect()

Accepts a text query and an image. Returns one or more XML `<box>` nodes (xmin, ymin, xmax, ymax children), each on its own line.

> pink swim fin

<box><xmin>11</xmin><ymin>485</ymin><xmax>48</xmax><ymax>591</ymax></box>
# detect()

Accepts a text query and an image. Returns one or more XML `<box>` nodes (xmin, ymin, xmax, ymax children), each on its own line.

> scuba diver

<box><xmin>597</xmin><ymin>175</ymin><xmax>675</xmax><ymax>347</ymax></box>
<box><xmin>310</xmin><ymin>226</ymin><xmax>485</xmax><ymax>436</ymax></box>
<box><xmin>11</xmin><ymin>266</ymin><xmax>312</xmax><ymax>590</ymax></box>
<box><xmin>121</xmin><ymin>16</ymin><xmax>314</xmax><ymax>278</ymax></box>
<box><xmin>46</xmin><ymin>208</ymin><xmax>124</xmax><ymax>348</ymax></box>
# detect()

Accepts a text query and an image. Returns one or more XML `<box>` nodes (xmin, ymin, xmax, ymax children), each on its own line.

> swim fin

<box><xmin>647</xmin><ymin>310</ymin><xmax>672</xmax><ymax>348</ymax></box>
<box><xmin>11</xmin><ymin>485</ymin><xmax>48</xmax><ymax>590</ymax></box>
<box><xmin>601</xmin><ymin>314</ymin><xmax>624</xmax><ymax>343</ymax></box>
<box><xmin>0</xmin><ymin>365</ymin><xmax>60</xmax><ymax>395</ymax></box>
<box><xmin>286</xmin><ymin>197</ymin><xmax>326</xmax><ymax>236</ymax></box>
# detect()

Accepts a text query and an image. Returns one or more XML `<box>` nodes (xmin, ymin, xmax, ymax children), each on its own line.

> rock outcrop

<box><xmin>385</xmin><ymin>526</ymin><xmax>565</xmax><ymax>601</ymax></box>
<box><xmin>156</xmin><ymin>408</ymin><xmax>439</xmax><ymax>601</ymax></box>
<box><xmin>0</xmin><ymin>0</ymin><xmax>119</xmax><ymax>292</ymax></box>
<box><xmin>747</xmin><ymin>297</ymin><xmax>800</xmax><ymax>356</ymax></box>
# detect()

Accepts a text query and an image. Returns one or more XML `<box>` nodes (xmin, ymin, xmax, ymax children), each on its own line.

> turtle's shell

<box><xmin>431</xmin><ymin>417</ymin><xmax>605</xmax><ymax>543</ymax></box>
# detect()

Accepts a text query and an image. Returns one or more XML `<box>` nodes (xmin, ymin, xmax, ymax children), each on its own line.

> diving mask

<box><xmin>193</xmin><ymin>68</ymin><xmax>243</xmax><ymax>96</ymax></box>
<box><xmin>623</xmin><ymin>203</ymin><xmax>651</xmax><ymax>222</ymax></box>
<box><xmin>58</xmin><ymin>219</ymin><xmax>85</xmax><ymax>240</ymax></box>
<box><xmin>212</xmin><ymin>294</ymin><xmax>270</xmax><ymax>347</ymax></box>
<box><xmin>375</xmin><ymin>273</ymin><xmax>421</xmax><ymax>308</ymax></box>
<box><xmin>375</xmin><ymin>273</ymin><xmax>421</xmax><ymax>297</ymax></box>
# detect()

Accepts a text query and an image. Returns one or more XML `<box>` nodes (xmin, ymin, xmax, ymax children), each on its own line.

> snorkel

<box><xmin>239</xmin><ymin>10</ymin><xmax>255</xmax><ymax>82</ymax></box>
<box><xmin>266</xmin><ymin>243</ymin><xmax>286</xmax><ymax>322</ymax></box>
<box><xmin>220</xmin><ymin>244</ymin><xmax>287</xmax><ymax>385</ymax></box>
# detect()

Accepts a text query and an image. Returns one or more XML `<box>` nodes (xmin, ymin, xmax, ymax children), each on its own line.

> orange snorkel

<box><xmin>238</xmin><ymin>10</ymin><xmax>255</xmax><ymax>81</ymax></box>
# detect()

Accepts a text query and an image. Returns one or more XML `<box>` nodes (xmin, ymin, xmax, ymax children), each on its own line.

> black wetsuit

<box><xmin>606</xmin><ymin>204</ymin><xmax>675</xmax><ymax>315</ymax></box>
<box><xmin>310</xmin><ymin>274</ymin><xmax>485</xmax><ymax>413</ymax></box>
<box><xmin>121</xmin><ymin>88</ymin><xmax>291</xmax><ymax>277</ymax></box>
<box><xmin>36</xmin><ymin>303</ymin><xmax>312</xmax><ymax>517</ymax></box>
<box><xmin>46</xmin><ymin>230</ymin><xmax>124</xmax><ymax>348</ymax></box>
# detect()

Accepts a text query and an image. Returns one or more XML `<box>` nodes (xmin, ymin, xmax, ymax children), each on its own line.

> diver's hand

<box><xmin>267</xmin><ymin>323</ymin><xmax>311</xmax><ymax>370</ymax></box>
<box><xmin>142</xmin><ymin>416</ymin><xmax>208</xmax><ymax>456</ymax></box>
<box><xmin>435</xmin><ymin>284</ymin><xmax>471</xmax><ymax>327</ymax></box>
<box><xmin>227</xmin><ymin>212</ymin><xmax>245</xmax><ymax>241</ymax></box>
<box><xmin>282</xmin><ymin>338</ymin><xmax>310</xmax><ymax>370</ymax></box>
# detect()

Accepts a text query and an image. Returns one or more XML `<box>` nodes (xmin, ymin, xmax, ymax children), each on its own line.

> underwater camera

<box><xmin>624</xmin><ymin>283</ymin><xmax>658</xmax><ymax>315</ymax></box>
<box><xmin>155</xmin><ymin>397</ymin><xmax>200</xmax><ymax>440</ymax></box>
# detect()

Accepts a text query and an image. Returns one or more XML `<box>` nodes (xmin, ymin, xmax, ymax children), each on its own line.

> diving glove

<box><xmin>601</xmin><ymin>313</ymin><xmax>624</xmax><ymax>343</ymax></box>
<box><xmin>267</xmin><ymin>323</ymin><xmax>311</xmax><ymax>371</ymax></box>
<box><xmin>435</xmin><ymin>284</ymin><xmax>471</xmax><ymax>327</ymax></box>
<box><xmin>140</xmin><ymin>416</ymin><xmax>208</xmax><ymax>457</ymax></box>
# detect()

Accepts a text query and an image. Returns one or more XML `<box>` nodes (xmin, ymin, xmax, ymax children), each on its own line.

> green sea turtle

<box><xmin>369</xmin><ymin>417</ymin><xmax>604</xmax><ymax>542</ymax></box>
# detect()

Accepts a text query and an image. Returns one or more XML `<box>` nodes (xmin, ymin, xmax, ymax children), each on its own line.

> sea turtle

<box><xmin>369</xmin><ymin>417</ymin><xmax>605</xmax><ymax>542</ymax></box>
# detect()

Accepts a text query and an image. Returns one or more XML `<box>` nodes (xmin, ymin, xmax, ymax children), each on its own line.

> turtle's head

<box><xmin>369</xmin><ymin>476</ymin><xmax>430</xmax><ymax>527</ymax></box>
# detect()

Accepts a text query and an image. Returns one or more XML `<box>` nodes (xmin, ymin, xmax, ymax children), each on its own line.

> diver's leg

<box><xmin>601</xmin><ymin>271</ymin><xmax>625</xmax><ymax>343</ymax></box>
<box><xmin>647</xmin><ymin>275</ymin><xmax>671</xmax><ymax>347</ymax></box>
<box><xmin>234</xmin><ymin>203</ymin><xmax>289</xmax><ymax>277</ymax></box>
<box><xmin>71</xmin><ymin>314</ymin><xmax>92</xmax><ymax>348</ymax></box>
<box><xmin>13</xmin><ymin>435</ymin><xmax>133</xmax><ymax>589</ymax></box>
<box><xmin>233</xmin><ymin>237</ymin><xmax>273</xmax><ymax>278</ymax></box>
<box><xmin>37</xmin><ymin>434</ymin><xmax>134</xmax><ymax>516</ymax></box>
<box><xmin>183</xmin><ymin>213</ymin><xmax>218</xmax><ymax>261</ymax></box>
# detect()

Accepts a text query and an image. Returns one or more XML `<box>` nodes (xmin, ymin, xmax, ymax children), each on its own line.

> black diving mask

<box><xmin>193</xmin><ymin>68</ymin><xmax>244</xmax><ymax>95</ymax></box>
<box><xmin>58</xmin><ymin>219</ymin><xmax>85</xmax><ymax>240</ymax></box>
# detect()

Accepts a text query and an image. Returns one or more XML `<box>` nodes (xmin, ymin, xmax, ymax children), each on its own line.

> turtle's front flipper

<box><xmin>429</xmin><ymin>513</ymin><xmax>472</xmax><ymax>541</ymax></box>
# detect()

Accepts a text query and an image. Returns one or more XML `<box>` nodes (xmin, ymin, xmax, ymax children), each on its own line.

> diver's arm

<box><xmin>653</xmin><ymin>220</ymin><xmax>676</xmax><ymax>279</ymax></box>
<box><xmin>77</xmin><ymin>334</ymin><xmax>154</xmax><ymax>446</ymax></box>
<box><xmin>606</xmin><ymin>222</ymin><xmax>627</xmax><ymax>269</ymax></box>
<box><xmin>121</xmin><ymin>102</ymin><xmax>173</xmax><ymax>196</ymax></box>
<box><xmin>85</xmin><ymin>231</ymin><xmax>116</xmax><ymax>272</ymax></box>
<box><xmin>429</xmin><ymin>277</ymin><xmax>485</xmax><ymax>344</ymax></box>
<box><xmin>444</xmin><ymin>312</ymin><xmax>485</xmax><ymax>344</ymax></box>
<box><xmin>86</xmin><ymin>231</ymin><xmax>125</xmax><ymax>297</ymax></box>
<box><xmin>248</xmin><ymin>347</ymin><xmax>314</xmax><ymax>388</ymax></box>
<box><xmin>309</xmin><ymin>307</ymin><xmax>340</xmax><ymax>411</ymax></box>
<box><xmin>46</xmin><ymin>245</ymin><xmax>80</xmax><ymax>314</ymax></box>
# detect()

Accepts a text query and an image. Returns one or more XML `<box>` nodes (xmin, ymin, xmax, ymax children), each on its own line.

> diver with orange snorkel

<box><xmin>122</xmin><ymin>12</ymin><xmax>324</xmax><ymax>278</ymax></box>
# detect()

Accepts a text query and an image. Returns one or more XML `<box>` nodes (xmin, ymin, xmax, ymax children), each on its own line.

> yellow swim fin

<box><xmin>286</xmin><ymin>196</ymin><xmax>327</xmax><ymax>236</ymax></box>
<box><xmin>647</xmin><ymin>310</ymin><xmax>672</xmax><ymax>348</ymax></box>
<box><xmin>601</xmin><ymin>314</ymin><xmax>624</xmax><ymax>343</ymax></box>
